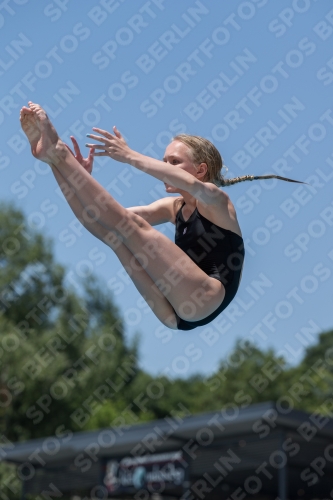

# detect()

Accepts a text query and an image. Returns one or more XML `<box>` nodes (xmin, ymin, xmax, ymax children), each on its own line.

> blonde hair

<box><xmin>173</xmin><ymin>134</ymin><xmax>304</xmax><ymax>187</ymax></box>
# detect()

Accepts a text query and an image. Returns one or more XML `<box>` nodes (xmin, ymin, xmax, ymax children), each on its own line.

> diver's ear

<box><xmin>197</xmin><ymin>162</ymin><xmax>208</xmax><ymax>180</ymax></box>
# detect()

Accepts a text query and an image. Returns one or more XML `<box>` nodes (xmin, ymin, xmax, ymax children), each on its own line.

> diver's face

<box><xmin>163</xmin><ymin>141</ymin><xmax>198</xmax><ymax>192</ymax></box>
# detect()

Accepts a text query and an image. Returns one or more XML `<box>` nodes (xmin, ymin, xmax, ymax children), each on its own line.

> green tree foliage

<box><xmin>199</xmin><ymin>340</ymin><xmax>292</xmax><ymax>410</ymax></box>
<box><xmin>0</xmin><ymin>204</ymin><xmax>139</xmax><ymax>442</ymax></box>
<box><xmin>114</xmin><ymin>336</ymin><xmax>331</xmax><ymax>423</ymax></box>
<box><xmin>0</xmin><ymin>461</ymin><xmax>21</xmax><ymax>500</ymax></box>
<box><xmin>0</xmin><ymin>203</ymin><xmax>64</xmax><ymax>331</ymax></box>
<box><xmin>291</xmin><ymin>327</ymin><xmax>333</xmax><ymax>413</ymax></box>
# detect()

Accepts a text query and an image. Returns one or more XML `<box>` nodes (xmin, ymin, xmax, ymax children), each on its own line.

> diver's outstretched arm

<box><xmin>86</xmin><ymin>126</ymin><xmax>226</xmax><ymax>207</ymax></box>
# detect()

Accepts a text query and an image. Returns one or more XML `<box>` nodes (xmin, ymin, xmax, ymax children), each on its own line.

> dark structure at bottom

<box><xmin>2</xmin><ymin>402</ymin><xmax>333</xmax><ymax>499</ymax></box>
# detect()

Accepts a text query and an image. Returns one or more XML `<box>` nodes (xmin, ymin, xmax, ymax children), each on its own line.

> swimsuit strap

<box><xmin>175</xmin><ymin>200</ymin><xmax>186</xmax><ymax>220</ymax></box>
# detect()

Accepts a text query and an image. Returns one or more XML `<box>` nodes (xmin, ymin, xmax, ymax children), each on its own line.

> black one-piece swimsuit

<box><xmin>173</xmin><ymin>202</ymin><xmax>245</xmax><ymax>331</ymax></box>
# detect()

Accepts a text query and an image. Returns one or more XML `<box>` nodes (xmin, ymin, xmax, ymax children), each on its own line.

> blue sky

<box><xmin>1</xmin><ymin>0</ymin><xmax>333</xmax><ymax>377</ymax></box>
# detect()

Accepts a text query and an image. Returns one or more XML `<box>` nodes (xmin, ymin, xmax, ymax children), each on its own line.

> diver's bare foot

<box><xmin>20</xmin><ymin>102</ymin><xmax>65</xmax><ymax>163</ymax></box>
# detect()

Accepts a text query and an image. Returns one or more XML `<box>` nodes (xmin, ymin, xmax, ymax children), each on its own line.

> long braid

<box><xmin>172</xmin><ymin>134</ymin><xmax>306</xmax><ymax>187</ymax></box>
<box><xmin>220</xmin><ymin>174</ymin><xmax>307</xmax><ymax>187</ymax></box>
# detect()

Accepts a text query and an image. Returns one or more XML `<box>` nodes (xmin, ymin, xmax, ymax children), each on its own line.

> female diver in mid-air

<box><xmin>19</xmin><ymin>102</ymin><xmax>303</xmax><ymax>331</ymax></box>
